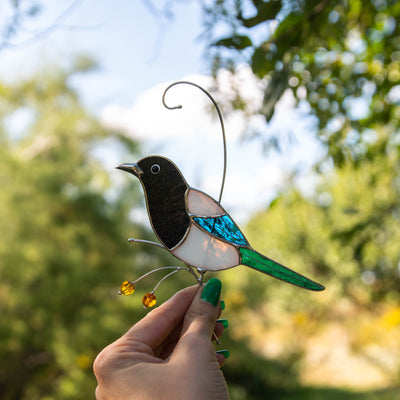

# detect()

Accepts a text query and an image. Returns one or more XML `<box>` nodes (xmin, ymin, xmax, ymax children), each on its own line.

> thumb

<box><xmin>171</xmin><ymin>278</ymin><xmax>221</xmax><ymax>364</ymax></box>
<box><xmin>170</xmin><ymin>279</ymin><xmax>229</xmax><ymax>398</ymax></box>
<box><xmin>181</xmin><ymin>277</ymin><xmax>222</xmax><ymax>340</ymax></box>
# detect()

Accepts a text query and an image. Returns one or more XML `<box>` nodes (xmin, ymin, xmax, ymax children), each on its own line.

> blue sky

<box><xmin>0</xmin><ymin>0</ymin><xmax>206</xmax><ymax>108</ymax></box>
<box><xmin>0</xmin><ymin>0</ymin><xmax>324</xmax><ymax>223</ymax></box>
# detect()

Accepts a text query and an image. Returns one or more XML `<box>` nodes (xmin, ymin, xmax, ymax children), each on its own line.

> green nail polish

<box><xmin>220</xmin><ymin>300</ymin><xmax>225</xmax><ymax>310</ymax></box>
<box><xmin>216</xmin><ymin>349</ymin><xmax>230</xmax><ymax>359</ymax></box>
<box><xmin>217</xmin><ymin>319</ymin><xmax>229</xmax><ymax>329</ymax></box>
<box><xmin>201</xmin><ymin>278</ymin><xmax>221</xmax><ymax>306</ymax></box>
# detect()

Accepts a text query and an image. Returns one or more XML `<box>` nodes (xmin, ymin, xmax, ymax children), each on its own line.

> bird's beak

<box><xmin>116</xmin><ymin>163</ymin><xmax>143</xmax><ymax>178</ymax></box>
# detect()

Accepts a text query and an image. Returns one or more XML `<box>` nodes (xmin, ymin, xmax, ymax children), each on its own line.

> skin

<box><xmin>93</xmin><ymin>285</ymin><xmax>230</xmax><ymax>400</ymax></box>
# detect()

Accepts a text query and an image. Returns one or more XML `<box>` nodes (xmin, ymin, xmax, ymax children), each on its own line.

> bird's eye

<box><xmin>150</xmin><ymin>164</ymin><xmax>160</xmax><ymax>175</ymax></box>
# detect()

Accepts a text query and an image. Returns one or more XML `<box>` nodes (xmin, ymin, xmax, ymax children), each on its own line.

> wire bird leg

<box><xmin>186</xmin><ymin>265</ymin><xmax>202</xmax><ymax>283</ymax></box>
<box><xmin>197</xmin><ymin>268</ymin><xmax>206</xmax><ymax>286</ymax></box>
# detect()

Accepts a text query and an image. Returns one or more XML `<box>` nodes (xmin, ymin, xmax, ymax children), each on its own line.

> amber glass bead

<box><xmin>119</xmin><ymin>280</ymin><xmax>135</xmax><ymax>296</ymax></box>
<box><xmin>142</xmin><ymin>292</ymin><xmax>157</xmax><ymax>309</ymax></box>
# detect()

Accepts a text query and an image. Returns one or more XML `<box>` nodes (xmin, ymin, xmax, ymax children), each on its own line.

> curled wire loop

<box><xmin>162</xmin><ymin>81</ymin><xmax>227</xmax><ymax>205</ymax></box>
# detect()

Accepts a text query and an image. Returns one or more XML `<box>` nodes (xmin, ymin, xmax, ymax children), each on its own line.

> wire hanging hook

<box><xmin>162</xmin><ymin>81</ymin><xmax>227</xmax><ymax>205</ymax></box>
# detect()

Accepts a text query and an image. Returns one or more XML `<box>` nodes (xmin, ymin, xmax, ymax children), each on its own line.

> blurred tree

<box><xmin>201</xmin><ymin>0</ymin><xmax>400</xmax><ymax>166</ymax></box>
<box><xmin>198</xmin><ymin>0</ymin><xmax>400</xmax><ymax>303</ymax></box>
<box><xmin>1</xmin><ymin>1</ymin><xmax>399</xmax><ymax>397</ymax></box>
<box><xmin>237</xmin><ymin>132</ymin><xmax>400</xmax><ymax>393</ymax></box>
<box><xmin>0</xmin><ymin>61</ymin><xmax>160</xmax><ymax>399</ymax></box>
<box><xmin>246</xmin><ymin>136</ymin><xmax>400</xmax><ymax>307</ymax></box>
<box><xmin>197</xmin><ymin>1</ymin><xmax>400</xmax><ymax>390</ymax></box>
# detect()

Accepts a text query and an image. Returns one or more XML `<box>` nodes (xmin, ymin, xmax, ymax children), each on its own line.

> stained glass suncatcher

<box><xmin>116</xmin><ymin>81</ymin><xmax>325</xmax><ymax>309</ymax></box>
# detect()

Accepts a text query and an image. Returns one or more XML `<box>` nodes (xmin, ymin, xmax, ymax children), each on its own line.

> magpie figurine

<box><xmin>117</xmin><ymin>155</ymin><xmax>324</xmax><ymax>291</ymax></box>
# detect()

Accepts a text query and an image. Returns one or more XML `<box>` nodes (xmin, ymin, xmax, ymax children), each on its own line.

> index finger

<box><xmin>122</xmin><ymin>285</ymin><xmax>199</xmax><ymax>350</ymax></box>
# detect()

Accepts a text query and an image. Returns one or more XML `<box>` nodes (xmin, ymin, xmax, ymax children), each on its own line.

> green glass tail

<box><xmin>239</xmin><ymin>247</ymin><xmax>325</xmax><ymax>291</ymax></box>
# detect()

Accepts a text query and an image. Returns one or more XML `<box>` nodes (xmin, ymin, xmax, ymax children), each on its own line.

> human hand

<box><xmin>94</xmin><ymin>278</ymin><xmax>230</xmax><ymax>400</ymax></box>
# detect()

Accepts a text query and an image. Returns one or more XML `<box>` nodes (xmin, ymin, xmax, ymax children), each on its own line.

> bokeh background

<box><xmin>1</xmin><ymin>1</ymin><xmax>400</xmax><ymax>399</ymax></box>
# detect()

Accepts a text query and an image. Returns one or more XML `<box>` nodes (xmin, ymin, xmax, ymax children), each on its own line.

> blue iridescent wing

<box><xmin>192</xmin><ymin>215</ymin><xmax>248</xmax><ymax>246</ymax></box>
<box><xmin>185</xmin><ymin>188</ymin><xmax>325</xmax><ymax>290</ymax></box>
<box><xmin>186</xmin><ymin>188</ymin><xmax>249</xmax><ymax>247</ymax></box>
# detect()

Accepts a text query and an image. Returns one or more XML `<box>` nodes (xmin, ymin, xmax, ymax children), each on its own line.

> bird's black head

<box><xmin>116</xmin><ymin>156</ymin><xmax>190</xmax><ymax>249</ymax></box>
<box><xmin>117</xmin><ymin>156</ymin><xmax>188</xmax><ymax>192</ymax></box>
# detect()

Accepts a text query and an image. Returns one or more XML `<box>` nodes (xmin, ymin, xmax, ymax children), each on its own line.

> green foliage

<box><xmin>2</xmin><ymin>1</ymin><xmax>400</xmax><ymax>396</ymax></box>
<box><xmin>201</xmin><ymin>6</ymin><xmax>400</xmax><ymax>391</ymax></box>
<box><xmin>243</xmin><ymin>120</ymin><xmax>400</xmax><ymax>305</ymax></box>
<box><xmin>222</xmin><ymin>335</ymin><xmax>301</xmax><ymax>399</ymax></box>
<box><xmin>0</xmin><ymin>65</ymin><xmax>153</xmax><ymax>399</ymax></box>
<box><xmin>217</xmin><ymin>138</ymin><xmax>400</xmax><ymax>396</ymax></box>
<box><xmin>213</xmin><ymin>34</ymin><xmax>253</xmax><ymax>50</ymax></box>
<box><xmin>202</xmin><ymin>0</ymin><xmax>400</xmax><ymax>166</ymax></box>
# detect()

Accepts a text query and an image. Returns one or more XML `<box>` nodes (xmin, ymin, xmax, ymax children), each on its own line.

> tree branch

<box><xmin>0</xmin><ymin>0</ymin><xmax>94</xmax><ymax>52</ymax></box>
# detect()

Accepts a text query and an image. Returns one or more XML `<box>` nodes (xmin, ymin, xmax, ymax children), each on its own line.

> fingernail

<box><xmin>216</xmin><ymin>349</ymin><xmax>230</xmax><ymax>359</ymax></box>
<box><xmin>217</xmin><ymin>319</ymin><xmax>229</xmax><ymax>329</ymax></box>
<box><xmin>220</xmin><ymin>300</ymin><xmax>225</xmax><ymax>310</ymax></box>
<box><xmin>201</xmin><ymin>278</ymin><xmax>221</xmax><ymax>306</ymax></box>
